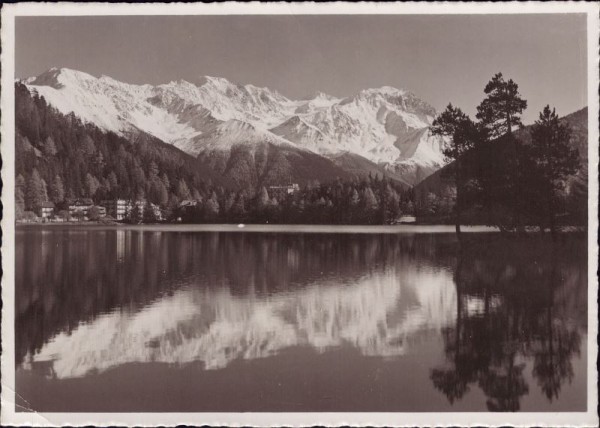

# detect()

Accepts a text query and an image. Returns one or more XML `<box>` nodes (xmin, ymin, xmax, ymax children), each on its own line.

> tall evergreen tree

<box><xmin>203</xmin><ymin>192</ymin><xmax>220</xmax><ymax>221</ymax></box>
<box><xmin>258</xmin><ymin>187</ymin><xmax>270</xmax><ymax>206</ymax></box>
<box><xmin>432</xmin><ymin>104</ymin><xmax>482</xmax><ymax>236</ymax></box>
<box><xmin>381</xmin><ymin>184</ymin><xmax>400</xmax><ymax>224</ymax></box>
<box><xmin>50</xmin><ymin>174</ymin><xmax>66</xmax><ymax>204</ymax></box>
<box><xmin>26</xmin><ymin>169</ymin><xmax>46</xmax><ymax>212</ymax></box>
<box><xmin>231</xmin><ymin>193</ymin><xmax>247</xmax><ymax>221</ymax></box>
<box><xmin>476</xmin><ymin>73</ymin><xmax>527</xmax><ymax>138</ymax></box>
<box><xmin>41</xmin><ymin>179</ymin><xmax>49</xmax><ymax>203</ymax></box>
<box><xmin>361</xmin><ymin>187</ymin><xmax>379</xmax><ymax>224</ymax></box>
<box><xmin>85</xmin><ymin>173</ymin><xmax>100</xmax><ymax>198</ymax></box>
<box><xmin>42</xmin><ymin>136</ymin><xmax>58</xmax><ymax>156</ymax></box>
<box><xmin>528</xmin><ymin>106</ymin><xmax>579</xmax><ymax>238</ymax></box>
<box><xmin>176</xmin><ymin>178</ymin><xmax>191</xmax><ymax>200</ymax></box>
<box><xmin>475</xmin><ymin>73</ymin><xmax>528</xmax><ymax>231</ymax></box>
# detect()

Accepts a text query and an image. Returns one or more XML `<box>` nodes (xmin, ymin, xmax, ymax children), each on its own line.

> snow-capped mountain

<box><xmin>23</xmin><ymin>68</ymin><xmax>446</xmax><ymax>185</ymax></box>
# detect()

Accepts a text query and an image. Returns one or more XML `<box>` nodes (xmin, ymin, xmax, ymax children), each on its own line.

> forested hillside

<box><xmin>16</xmin><ymin>82</ymin><xmax>229</xmax><ymax>216</ymax></box>
<box><xmin>15</xmin><ymin>82</ymin><xmax>414</xmax><ymax>224</ymax></box>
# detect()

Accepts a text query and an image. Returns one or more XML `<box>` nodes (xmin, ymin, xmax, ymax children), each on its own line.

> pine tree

<box><xmin>231</xmin><ymin>193</ymin><xmax>246</xmax><ymax>221</ymax></box>
<box><xmin>151</xmin><ymin>179</ymin><xmax>169</xmax><ymax>206</ymax></box>
<box><xmin>148</xmin><ymin>161</ymin><xmax>159</xmax><ymax>179</ymax></box>
<box><xmin>476</xmin><ymin>72</ymin><xmax>527</xmax><ymax>138</ymax></box>
<box><xmin>41</xmin><ymin>179</ymin><xmax>49</xmax><ymax>203</ymax></box>
<box><xmin>81</xmin><ymin>134</ymin><xmax>96</xmax><ymax>156</ymax></box>
<box><xmin>108</xmin><ymin>171</ymin><xmax>118</xmax><ymax>194</ymax></box>
<box><xmin>161</xmin><ymin>173</ymin><xmax>171</xmax><ymax>193</ymax></box>
<box><xmin>42</xmin><ymin>136</ymin><xmax>58</xmax><ymax>156</ymax></box>
<box><xmin>257</xmin><ymin>187</ymin><xmax>270</xmax><ymax>209</ymax></box>
<box><xmin>85</xmin><ymin>173</ymin><xmax>100</xmax><ymax>198</ymax></box>
<box><xmin>192</xmin><ymin>187</ymin><xmax>202</xmax><ymax>201</ymax></box>
<box><xmin>93</xmin><ymin>151</ymin><xmax>105</xmax><ymax>170</ymax></box>
<box><xmin>475</xmin><ymin>73</ymin><xmax>528</xmax><ymax>232</ymax></box>
<box><xmin>26</xmin><ymin>169</ymin><xmax>46</xmax><ymax>212</ymax></box>
<box><xmin>50</xmin><ymin>175</ymin><xmax>65</xmax><ymax>204</ymax></box>
<box><xmin>176</xmin><ymin>178</ymin><xmax>191</xmax><ymax>200</ymax></box>
<box><xmin>528</xmin><ymin>106</ymin><xmax>579</xmax><ymax>238</ymax></box>
<box><xmin>361</xmin><ymin>187</ymin><xmax>379</xmax><ymax>224</ymax></box>
<box><xmin>382</xmin><ymin>184</ymin><xmax>400</xmax><ymax>223</ymax></box>
<box><xmin>203</xmin><ymin>192</ymin><xmax>220</xmax><ymax>221</ymax></box>
<box><xmin>432</xmin><ymin>104</ymin><xmax>482</xmax><ymax>236</ymax></box>
<box><xmin>223</xmin><ymin>192</ymin><xmax>236</xmax><ymax>218</ymax></box>
<box><xmin>426</xmin><ymin>192</ymin><xmax>440</xmax><ymax>216</ymax></box>
<box><xmin>349</xmin><ymin>188</ymin><xmax>360</xmax><ymax>206</ymax></box>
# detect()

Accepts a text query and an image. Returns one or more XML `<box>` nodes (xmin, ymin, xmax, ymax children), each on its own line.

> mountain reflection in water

<box><xmin>15</xmin><ymin>228</ymin><xmax>587</xmax><ymax>412</ymax></box>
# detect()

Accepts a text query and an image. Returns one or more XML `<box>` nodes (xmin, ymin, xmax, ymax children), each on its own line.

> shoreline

<box><xmin>16</xmin><ymin>222</ymin><xmax>502</xmax><ymax>234</ymax></box>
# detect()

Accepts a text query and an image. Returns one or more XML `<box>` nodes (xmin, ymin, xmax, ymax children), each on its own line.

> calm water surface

<box><xmin>15</xmin><ymin>226</ymin><xmax>587</xmax><ymax>412</ymax></box>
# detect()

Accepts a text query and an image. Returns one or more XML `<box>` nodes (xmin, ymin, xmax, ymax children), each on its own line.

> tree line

<box><xmin>175</xmin><ymin>176</ymin><xmax>414</xmax><ymax>225</ymax></box>
<box><xmin>429</xmin><ymin>72</ymin><xmax>581</xmax><ymax>238</ymax></box>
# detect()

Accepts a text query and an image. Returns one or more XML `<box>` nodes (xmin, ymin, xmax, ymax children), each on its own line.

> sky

<box><xmin>16</xmin><ymin>14</ymin><xmax>587</xmax><ymax>124</ymax></box>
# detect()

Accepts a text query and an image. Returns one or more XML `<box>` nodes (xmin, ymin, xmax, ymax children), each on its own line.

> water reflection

<box><xmin>17</xmin><ymin>231</ymin><xmax>457</xmax><ymax>376</ymax></box>
<box><xmin>430</xmin><ymin>239</ymin><xmax>586</xmax><ymax>411</ymax></box>
<box><xmin>15</xmin><ymin>229</ymin><xmax>587</xmax><ymax>411</ymax></box>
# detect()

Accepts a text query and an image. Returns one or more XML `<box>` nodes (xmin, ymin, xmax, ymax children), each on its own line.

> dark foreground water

<box><xmin>15</xmin><ymin>226</ymin><xmax>587</xmax><ymax>412</ymax></box>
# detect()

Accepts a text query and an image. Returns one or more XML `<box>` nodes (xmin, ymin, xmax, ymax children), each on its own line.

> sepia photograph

<box><xmin>1</xmin><ymin>2</ymin><xmax>598</xmax><ymax>426</ymax></box>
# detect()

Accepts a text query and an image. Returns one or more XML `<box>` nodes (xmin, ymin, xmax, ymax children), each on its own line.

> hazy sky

<box><xmin>16</xmin><ymin>14</ymin><xmax>587</xmax><ymax>123</ymax></box>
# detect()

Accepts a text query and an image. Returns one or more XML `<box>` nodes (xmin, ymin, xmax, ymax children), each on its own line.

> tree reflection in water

<box><xmin>430</xmin><ymin>236</ymin><xmax>586</xmax><ymax>411</ymax></box>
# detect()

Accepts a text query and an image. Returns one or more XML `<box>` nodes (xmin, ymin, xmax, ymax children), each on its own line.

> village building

<box><xmin>38</xmin><ymin>201</ymin><xmax>55</xmax><ymax>219</ymax></box>
<box><xmin>68</xmin><ymin>198</ymin><xmax>94</xmax><ymax>218</ymax></box>
<box><xmin>94</xmin><ymin>206</ymin><xmax>107</xmax><ymax>217</ymax></box>
<box><xmin>267</xmin><ymin>183</ymin><xmax>300</xmax><ymax>199</ymax></box>
<box><xmin>102</xmin><ymin>199</ymin><xmax>163</xmax><ymax>221</ymax></box>
<box><xmin>101</xmin><ymin>199</ymin><xmax>131</xmax><ymax>221</ymax></box>
<box><xmin>395</xmin><ymin>215</ymin><xmax>416</xmax><ymax>224</ymax></box>
<box><xmin>178</xmin><ymin>199</ymin><xmax>199</xmax><ymax>208</ymax></box>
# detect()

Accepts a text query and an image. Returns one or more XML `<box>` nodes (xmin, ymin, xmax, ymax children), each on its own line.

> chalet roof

<box><xmin>40</xmin><ymin>201</ymin><xmax>55</xmax><ymax>208</ymax></box>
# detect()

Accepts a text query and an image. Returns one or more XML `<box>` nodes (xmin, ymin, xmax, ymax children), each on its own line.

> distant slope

<box><xmin>196</xmin><ymin>142</ymin><xmax>353</xmax><ymax>188</ymax></box>
<box><xmin>330</xmin><ymin>152</ymin><xmax>412</xmax><ymax>188</ymax></box>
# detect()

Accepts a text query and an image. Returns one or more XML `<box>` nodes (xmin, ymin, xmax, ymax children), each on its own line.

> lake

<box><xmin>15</xmin><ymin>225</ymin><xmax>587</xmax><ymax>412</ymax></box>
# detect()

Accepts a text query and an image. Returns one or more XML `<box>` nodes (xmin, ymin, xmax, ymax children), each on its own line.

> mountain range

<box><xmin>23</xmin><ymin>68</ymin><xmax>446</xmax><ymax>187</ymax></box>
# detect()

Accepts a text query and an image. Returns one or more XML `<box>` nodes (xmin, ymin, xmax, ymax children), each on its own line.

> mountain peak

<box><xmin>194</xmin><ymin>75</ymin><xmax>233</xmax><ymax>89</ymax></box>
<box><xmin>27</xmin><ymin>67</ymin><xmax>97</xmax><ymax>89</ymax></box>
<box><xmin>302</xmin><ymin>90</ymin><xmax>338</xmax><ymax>101</ymax></box>
<box><xmin>360</xmin><ymin>86</ymin><xmax>407</xmax><ymax>96</ymax></box>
